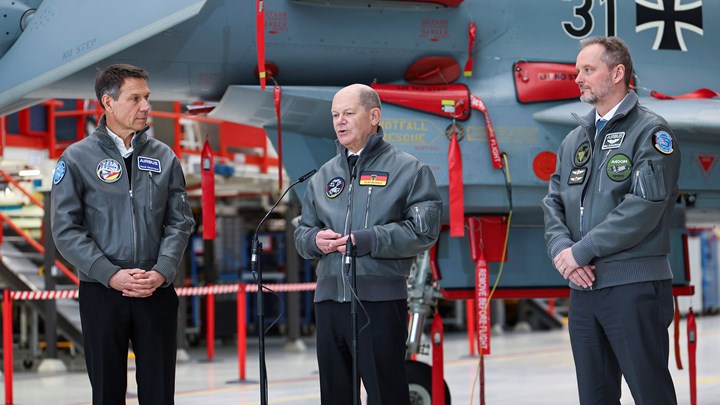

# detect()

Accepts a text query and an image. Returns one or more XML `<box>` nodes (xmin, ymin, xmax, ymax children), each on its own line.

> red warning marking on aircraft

<box><xmin>533</xmin><ymin>151</ymin><xmax>556</xmax><ymax>182</ymax></box>
<box><xmin>696</xmin><ymin>154</ymin><xmax>718</xmax><ymax>179</ymax></box>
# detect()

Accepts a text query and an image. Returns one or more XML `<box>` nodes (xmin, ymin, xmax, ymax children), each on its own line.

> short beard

<box><xmin>580</xmin><ymin>73</ymin><xmax>613</xmax><ymax>105</ymax></box>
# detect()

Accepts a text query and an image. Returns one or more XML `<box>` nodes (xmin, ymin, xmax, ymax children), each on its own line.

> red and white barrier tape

<box><xmin>6</xmin><ymin>282</ymin><xmax>318</xmax><ymax>301</ymax></box>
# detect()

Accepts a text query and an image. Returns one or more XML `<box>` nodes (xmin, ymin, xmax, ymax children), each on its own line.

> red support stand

<box><xmin>465</xmin><ymin>299</ymin><xmax>476</xmax><ymax>356</ymax></box>
<box><xmin>206</xmin><ymin>291</ymin><xmax>215</xmax><ymax>361</ymax></box>
<box><xmin>431</xmin><ymin>312</ymin><xmax>445</xmax><ymax>405</ymax></box>
<box><xmin>237</xmin><ymin>285</ymin><xmax>247</xmax><ymax>381</ymax></box>
<box><xmin>3</xmin><ymin>290</ymin><xmax>14</xmax><ymax>405</ymax></box>
<box><xmin>687</xmin><ymin>307</ymin><xmax>697</xmax><ymax>405</ymax></box>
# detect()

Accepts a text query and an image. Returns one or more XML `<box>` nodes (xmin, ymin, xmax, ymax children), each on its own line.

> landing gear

<box><xmin>406</xmin><ymin>360</ymin><xmax>451</xmax><ymax>405</ymax></box>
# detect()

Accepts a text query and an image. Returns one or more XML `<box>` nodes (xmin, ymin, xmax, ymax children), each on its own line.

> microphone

<box><xmin>251</xmin><ymin>169</ymin><xmax>316</xmax><ymax>271</ymax></box>
<box><xmin>249</xmin><ymin>168</ymin><xmax>316</xmax><ymax>405</ymax></box>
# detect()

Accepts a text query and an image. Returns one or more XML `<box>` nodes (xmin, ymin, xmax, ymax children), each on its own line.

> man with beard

<box><xmin>541</xmin><ymin>37</ymin><xmax>680</xmax><ymax>404</ymax></box>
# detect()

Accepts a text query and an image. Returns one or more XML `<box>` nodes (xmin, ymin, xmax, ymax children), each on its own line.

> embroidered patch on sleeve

<box><xmin>53</xmin><ymin>161</ymin><xmax>67</xmax><ymax>185</ymax></box>
<box><xmin>653</xmin><ymin>131</ymin><xmax>674</xmax><ymax>155</ymax></box>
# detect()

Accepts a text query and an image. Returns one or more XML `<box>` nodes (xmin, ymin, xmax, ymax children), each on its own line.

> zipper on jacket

<box><xmin>148</xmin><ymin>172</ymin><xmax>154</xmax><ymax>211</ymax></box>
<box><xmin>414</xmin><ymin>206</ymin><xmax>424</xmax><ymax>233</ymax></box>
<box><xmin>633</xmin><ymin>170</ymin><xmax>647</xmax><ymax>200</ymax></box>
<box><xmin>363</xmin><ymin>187</ymin><xmax>373</xmax><ymax>228</ymax></box>
<box><xmin>340</xmin><ymin>182</ymin><xmax>355</xmax><ymax>302</ymax></box>
<box><xmin>596</xmin><ymin>150</ymin><xmax>611</xmax><ymax>192</ymax></box>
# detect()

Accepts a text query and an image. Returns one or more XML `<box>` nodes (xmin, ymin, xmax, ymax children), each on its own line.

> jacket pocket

<box><xmin>633</xmin><ymin>161</ymin><xmax>666</xmax><ymax>202</ymax></box>
<box><xmin>414</xmin><ymin>205</ymin><xmax>440</xmax><ymax>237</ymax></box>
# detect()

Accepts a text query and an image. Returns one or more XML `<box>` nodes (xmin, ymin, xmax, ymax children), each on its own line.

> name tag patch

<box><xmin>568</xmin><ymin>167</ymin><xmax>587</xmax><ymax>185</ymax></box>
<box><xmin>601</xmin><ymin>132</ymin><xmax>625</xmax><ymax>150</ymax></box>
<box><xmin>138</xmin><ymin>156</ymin><xmax>161</xmax><ymax>173</ymax></box>
<box><xmin>326</xmin><ymin>177</ymin><xmax>345</xmax><ymax>199</ymax></box>
<box><xmin>96</xmin><ymin>159</ymin><xmax>122</xmax><ymax>183</ymax></box>
<box><xmin>359</xmin><ymin>171</ymin><xmax>389</xmax><ymax>187</ymax></box>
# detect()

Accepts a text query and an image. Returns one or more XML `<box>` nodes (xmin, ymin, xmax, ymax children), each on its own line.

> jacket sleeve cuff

<box><xmin>89</xmin><ymin>256</ymin><xmax>120</xmax><ymax>288</ymax></box>
<box><xmin>305</xmin><ymin>228</ymin><xmax>322</xmax><ymax>256</ymax></box>
<box><xmin>548</xmin><ymin>235</ymin><xmax>574</xmax><ymax>260</ymax></box>
<box><xmin>153</xmin><ymin>255</ymin><xmax>178</xmax><ymax>287</ymax></box>
<box><xmin>352</xmin><ymin>228</ymin><xmax>375</xmax><ymax>257</ymax></box>
<box><xmin>571</xmin><ymin>237</ymin><xmax>598</xmax><ymax>266</ymax></box>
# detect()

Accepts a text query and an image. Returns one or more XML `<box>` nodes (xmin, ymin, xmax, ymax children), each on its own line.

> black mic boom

<box><xmin>253</xmin><ymin>168</ymin><xmax>317</xmax><ymax>244</ymax></box>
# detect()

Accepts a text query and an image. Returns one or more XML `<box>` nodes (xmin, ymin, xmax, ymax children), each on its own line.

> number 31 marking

<box><xmin>563</xmin><ymin>0</ymin><xmax>617</xmax><ymax>39</ymax></box>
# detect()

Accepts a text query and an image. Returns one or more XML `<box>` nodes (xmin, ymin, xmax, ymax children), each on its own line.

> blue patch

<box><xmin>96</xmin><ymin>159</ymin><xmax>122</xmax><ymax>183</ymax></box>
<box><xmin>138</xmin><ymin>156</ymin><xmax>161</xmax><ymax>173</ymax></box>
<box><xmin>326</xmin><ymin>177</ymin><xmax>345</xmax><ymax>199</ymax></box>
<box><xmin>53</xmin><ymin>161</ymin><xmax>66</xmax><ymax>185</ymax></box>
<box><xmin>653</xmin><ymin>131</ymin><xmax>674</xmax><ymax>155</ymax></box>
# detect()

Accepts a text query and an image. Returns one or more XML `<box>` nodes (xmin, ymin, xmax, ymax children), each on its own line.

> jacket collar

<box><xmin>572</xmin><ymin>91</ymin><xmax>639</xmax><ymax>131</ymax></box>
<box><xmin>334</xmin><ymin>126</ymin><xmax>390</xmax><ymax>161</ymax></box>
<box><xmin>94</xmin><ymin>115</ymin><xmax>150</xmax><ymax>150</ymax></box>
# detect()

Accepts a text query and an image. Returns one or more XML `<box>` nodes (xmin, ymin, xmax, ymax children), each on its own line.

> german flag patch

<box><xmin>359</xmin><ymin>171</ymin><xmax>389</xmax><ymax>187</ymax></box>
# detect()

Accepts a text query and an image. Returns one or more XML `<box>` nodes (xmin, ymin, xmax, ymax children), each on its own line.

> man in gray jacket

<box><xmin>295</xmin><ymin>84</ymin><xmax>442</xmax><ymax>404</ymax></box>
<box><xmin>51</xmin><ymin>64</ymin><xmax>194</xmax><ymax>404</ymax></box>
<box><xmin>542</xmin><ymin>37</ymin><xmax>679</xmax><ymax>404</ymax></box>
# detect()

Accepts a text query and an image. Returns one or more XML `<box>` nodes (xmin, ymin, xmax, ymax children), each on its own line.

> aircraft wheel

<box><xmin>405</xmin><ymin>360</ymin><xmax>451</xmax><ymax>405</ymax></box>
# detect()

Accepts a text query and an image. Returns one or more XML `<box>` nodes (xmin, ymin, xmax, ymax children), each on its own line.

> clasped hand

<box><xmin>109</xmin><ymin>269</ymin><xmax>165</xmax><ymax>298</ymax></box>
<box><xmin>316</xmin><ymin>229</ymin><xmax>354</xmax><ymax>255</ymax></box>
<box><xmin>553</xmin><ymin>247</ymin><xmax>595</xmax><ymax>288</ymax></box>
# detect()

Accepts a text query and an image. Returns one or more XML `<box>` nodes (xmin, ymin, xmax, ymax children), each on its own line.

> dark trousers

<box><xmin>569</xmin><ymin>280</ymin><xmax>677</xmax><ymax>405</ymax></box>
<box><xmin>79</xmin><ymin>282</ymin><xmax>179</xmax><ymax>405</ymax></box>
<box><xmin>315</xmin><ymin>300</ymin><xmax>410</xmax><ymax>405</ymax></box>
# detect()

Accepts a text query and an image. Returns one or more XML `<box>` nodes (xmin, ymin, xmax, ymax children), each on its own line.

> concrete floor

<box><xmin>6</xmin><ymin>314</ymin><xmax>719</xmax><ymax>404</ymax></box>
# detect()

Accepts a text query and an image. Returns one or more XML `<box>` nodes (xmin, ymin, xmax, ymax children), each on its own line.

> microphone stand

<box><xmin>343</xmin><ymin>162</ymin><xmax>360</xmax><ymax>405</ymax></box>
<box><xmin>250</xmin><ymin>169</ymin><xmax>316</xmax><ymax>405</ymax></box>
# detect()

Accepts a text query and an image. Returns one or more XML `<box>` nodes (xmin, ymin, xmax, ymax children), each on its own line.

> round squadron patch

<box><xmin>574</xmin><ymin>142</ymin><xmax>591</xmax><ymax>167</ymax></box>
<box><xmin>653</xmin><ymin>130</ymin><xmax>674</xmax><ymax>155</ymax></box>
<box><xmin>53</xmin><ymin>161</ymin><xmax>66</xmax><ymax>185</ymax></box>
<box><xmin>96</xmin><ymin>159</ymin><xmax>122</xmax><ymax>183</ymax></box>
<box><xmin>326</xmin><ymin>177</ymin><xmax>345</xmax><ymax>199</ymax></box>
<box><xmin>606</xmin><ymin>154</ymin><xmax>633</xmax><ymax>182</ymax></box>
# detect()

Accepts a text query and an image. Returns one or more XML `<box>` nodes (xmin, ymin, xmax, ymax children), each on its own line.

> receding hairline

<box><xmin>334</xmin><ymin>84</ymin><xmax>382</xmax><ymax>111</ymax></box>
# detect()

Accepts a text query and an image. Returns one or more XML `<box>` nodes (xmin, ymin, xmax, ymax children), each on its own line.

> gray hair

<box><xmin>580</xmin><ymin>36</ymin><xmax>634</xmax><ymax>88</ymax></box>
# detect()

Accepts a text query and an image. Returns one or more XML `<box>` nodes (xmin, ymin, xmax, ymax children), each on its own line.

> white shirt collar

<box><xmin>595</xmin><ymin>93</ymin><xmax>628</xmax><ymax>123</ymax></box>
<box><xmin>348</xmin><ymin>148</ymin><xmax>364</xmax><ymax>157</ymax></box>
<box><xmin>106</xmin><ymin>127</ymin><xmax>134</xmax><ymax>158</ymax></box>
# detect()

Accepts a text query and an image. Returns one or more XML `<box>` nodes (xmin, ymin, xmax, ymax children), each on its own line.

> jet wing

<box><xmin>0</xmin><ymin>0</ymin><xmax>206</xmax><ymax>115</ymax></box>
<box><xmin>533</xmin><ymin>98</ymin><xmax>720</xmax><ymax>139</ymax></box>
<box><xmin>209</xmin><ymin>85</ymin><xmax>336</xmax><ymax>139</ymax></box>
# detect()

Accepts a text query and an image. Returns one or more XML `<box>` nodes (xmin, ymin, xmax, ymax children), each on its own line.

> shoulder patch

<box><xmin>96</xmin><ymin>159</ymin><xmax>123</xmax><ymax>183</ymax></box>
<box><xmin>653</xmin><ymin>130</ymin><xmax>674</xmax><ymax>155</ymax></box>
<box><xmin>326</xmin><ymin>177</ymin><xmax>345</xmax><ymax>198</ymax></box>
<box><xmin>53</xmin><ymin>161</ymin><xmax>67</xmax><ymax>185</ymax></box>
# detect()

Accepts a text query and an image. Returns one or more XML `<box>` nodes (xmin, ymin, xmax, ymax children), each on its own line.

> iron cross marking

<box><xmin>636</xmin><ymin>0</ymin><xmax>703</xmax><ymax>51</ymax></box>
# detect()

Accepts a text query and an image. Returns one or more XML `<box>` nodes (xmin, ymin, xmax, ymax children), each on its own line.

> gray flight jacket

<box><xmin>295</xmin><ymin>130</ymin><xmax>442</xmax><ymax>302</ymax></box>
<box><xmin>542</xmin><ymin>92</ymin><xmax>681</xmax><ymax>290</ymax></box>
<box><xmin>51</xmin><ymin>116</ymin><xmax>194</xmax><ymax>287</ymax></box>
